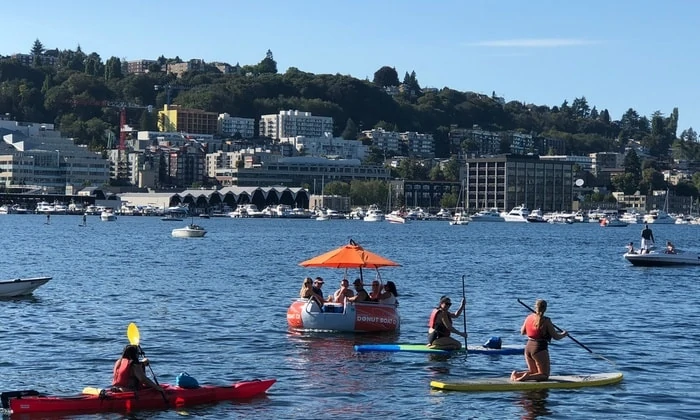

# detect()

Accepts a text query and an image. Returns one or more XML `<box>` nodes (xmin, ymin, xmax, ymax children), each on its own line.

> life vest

<box><xmin>524</xmin><ymin>314</ymin><xmax>550</xmax><ymax>341</ymax></box>
<box><xmin>112</xmin><ymin>358</ymin><xmax>135</xmax><ymax>388</ymax></box>
<box><xmin>428</xmin><ymin>308</ymin><xmax>450</xmax><ymax>336</ymax></box>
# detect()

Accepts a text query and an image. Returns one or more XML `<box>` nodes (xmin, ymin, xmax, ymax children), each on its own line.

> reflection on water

<box><xmin>518</xmin><ymin>389</ymin><xmax>551</xmax><ymax>419</ymax></box>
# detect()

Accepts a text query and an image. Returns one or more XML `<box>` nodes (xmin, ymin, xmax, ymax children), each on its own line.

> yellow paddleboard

<box><xmin>430</xmin><ymin>372</ymin><xmax>623</xmax><ymax>392</ymax></box>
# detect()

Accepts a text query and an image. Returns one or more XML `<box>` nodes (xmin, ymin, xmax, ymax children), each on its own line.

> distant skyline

<box><xmin>3</xmin><ymin>1</ymin><xmax>700</xmax><ymax>136</ymax></box>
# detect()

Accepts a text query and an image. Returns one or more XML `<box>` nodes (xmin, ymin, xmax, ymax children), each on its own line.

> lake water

<box><xmin>1</xmin><ymin>215</ymin><xmax>699</xmax><ymax>419</ymax></box>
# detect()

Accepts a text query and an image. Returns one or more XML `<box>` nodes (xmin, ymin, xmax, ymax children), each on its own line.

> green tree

<box><xmin>623</xmin><ymin>149</ymin><xmax>642</xmax><ymax>185</ymax></box>
<box><xmin>429</xmin><ymin>164</ymin><xmax>445</xmax><ymax>181</ymax></box>
<box><xmin>372</xmin><ymin>66</ymin><xmax>399</xmax><ymax>86</ymax></box>
<box><xmin>324</xmin><ymin>181</ymin><xmax>350</xmax><ymax>196</ymax></box>
<box><xmin>104</xmin><ymin>57</ymin><xmax>123</xmax><ymax>81</ymax></box>
<box><xmin>30</xmin><ymin>39</ymin><xmax>44</xmax><ymax>67</ymax></box>
<box><xmin>611</xmin><ymin>173</ymin><xmax>638</xmax><ymax>194</ymax></box>
<box><xmin>258</xmin><ymin>49</ymin><xmax>277</xmax><ymax>74</ymax></box>
<box><xmin>341</xmin><ymin>118</ymin><xmax>358</xmax><ymax>140</ymax></box>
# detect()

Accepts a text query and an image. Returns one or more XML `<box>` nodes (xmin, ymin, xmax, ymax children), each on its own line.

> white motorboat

<box><xmin>501</xmin><ymin>205</ymin><xmax>530</xmax><ymax>222</ymax></box>
<box><xmin>100</xmin><ymin>210</ymin><xmax>117</xmax><ymax>221</ymax></box>
<box><xmin>172</xmin><ymin>223</ymin><xmax>207</xmax><ymax>238</ymax></box>
<box><xmin>0</xmin><ymin>277</ymin><xmax>52</xmax><ymax>297</ymax></box>
<box><xmin>363</xmin><ymin>205</ymin><xmax>385</xmax><ymax>222</ymax></box>
<box><xmin>449</xmin><ymin>212</ymin><xmax>470</xmax><ymax>226</ymax></box>
<box><xmin>526</xmin><ymin>208</ymin><xmax>547</xmax><ymax>223</ymax></box>
<box><xmin>620</xmin><ymin>211</ymin><xmax>644</xmax><ymax>224</ymax></box>
<box><xmin>600</xmin><ymin>216</ymin><xmax>628</xmax><ymax>227</ymax></box>
<box><xmin>624</xmin><ymin>249</ymin><xmax>700</xmax><ymax>266</ymax></box>
<box><xmin>386</xmin><ymin>211</ymin><xmax>407</xmax><ymax>224</ymax></box>
<box><xmin>643</xmin><ymin>209</ymin><xmax>676</xmax><ymax>224</ymax></box>
<box><xmin>470</xmin><ymin>208</ymin><xmax>505</xmax><ymax>222</ymax></box>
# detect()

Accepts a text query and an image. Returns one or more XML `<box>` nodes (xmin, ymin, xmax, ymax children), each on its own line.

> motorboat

<box><xmin>100</xmin><ymin>209</ymin><xmax>117</xmax><ymax>221</ymax></box>
<box><xmin>363</xmin><ymin>205</ymin><xmax>385</xmax><ymax>222</ymax></box>
<box><xmin>643</xmin><ymin>209</ymin><xmax>676</xmax><ymax>224</ymax></box>
<box><xmin>624</xmin><ymin>249</ymin><xmax>700</xmax><ymax>266</ymax></box>
<box><xmin>470</xmin><ymin>208</ymin><xmax>505</xmax><ymax>222</ymax></box>
<box><xmin>501</xmin><ymin>205</ymin><xmax>530</xmax><ymax>222</ymax></box>
<box><xmin>386</xmin><ymin>210</ymin><xmax>407</xmax><ymax>224</ymax></box>
<box><xmin>435</xmin><ymin>208</ymin><xmax>452</xmax><ymax>220</ymax></box>
<box><xmin>526</xmin><ymin>208</ymin><xmax>547</xmax><ymax>223</ymax></box>
<box><xmin>288</xmin><ymin>239</ymin><xmax>400</xmax><ymax>333</ymax></box>
<box><xmin>600</xmin><ymin>216</ymin><xmax>628</xmax><ymax>227</ymax></box>
<box><xmin>620</xmin><ymin>211</ymin><xmax>644</xmax><ymax>224</ymax></box>
<box><xmin>0</xmin><ymin>277</ymin><xmax>52</xmax><ymax>297</ymax></box>
<box><xmin>172</xmin><ymin>223</ymin><xmax>207</xmax><ymax>238</ymax></box>
<box><xmin>449</xmin><ymin>212</ymin><xmax>470</xmax><ymax>226</ymax></box>
<box><xmin>161</xmin><ymin>206</ymin><xmax>187</xmax><ymax>221</ymax></box>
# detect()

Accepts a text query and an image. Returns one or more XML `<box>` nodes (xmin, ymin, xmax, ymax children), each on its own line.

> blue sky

<box><xmin>3</xmin><ymin>1</ymin><xmax>699</xmax><ymax>135</ymax></box>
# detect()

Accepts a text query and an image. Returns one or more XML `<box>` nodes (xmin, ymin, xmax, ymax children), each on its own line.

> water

<box><xmin>1</xmin><ymin>216</ymin><xmax>699</xmax><ymax>419</ymax></box>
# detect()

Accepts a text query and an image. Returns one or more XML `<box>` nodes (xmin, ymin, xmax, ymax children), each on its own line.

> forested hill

<box><xmin>0</xmin><ymin>45</ymin><xmax>696</xmax><ymax>161</ymax></box>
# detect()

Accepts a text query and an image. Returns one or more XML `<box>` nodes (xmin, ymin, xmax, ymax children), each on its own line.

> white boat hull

<box><xmin>0</xmin><ymin>277</ymin><xmax>51</xmax><ymax>297</ymax></box>
<box><xmin>624</xmin><ymin>251</ymin><xmax>700</xmax><ymax>266</ymax></box>
<box><xmin>172</xmin><ymin>225</ymin><xmax>207</xmax><ymax>238</ymax></box>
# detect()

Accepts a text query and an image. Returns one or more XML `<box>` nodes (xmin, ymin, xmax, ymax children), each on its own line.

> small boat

<box><xmin>600</xmin><ymin>216</ymin><xmax>627</xmax><ymax>227</ymax></box>
<box><xmin>624</xmin><ymin>249</ymin><xmax>700</xmax><ymax>266</ymax></box>
<box><xmin>0</xmin><ymin>277</ymin><xmax>52</xmax><ymax>297</ymax></box>
<box><xmin>289</xmin><ymin>239</ymin><xmax>400</xmax><ymax>332</ymax></box>
<box><xmin>100</xmin><ymin>210</ymin><xmax>117</xmax><ymax>222</ymax></box>
<box><xmin>526</xmin><ymin>208</ymin><xmax>547</xmax><ymax>223</ymax></box>
<box><xmin>470</xmin><ymin>208</ymin><xmax>505</xmax><ymax>222</ymax></box>
<box><xmin>449</xmin><ymin>213</ymin><xmax>470</xmax><ymax>226</ymax></box>
<box><xmin>172</xmin><ymin>223</ymin><xmax>207</xmax><ymax>238</ymax></box>
<box><xmin>1</xmin><ymin>379</ymin><xmax>275</xmax><ymax>415</ymax></box>
<box><xmin>501</xmin><ymin>205</ymin><xmax>530</xmax><ymax>222</ymax></box>
<box><xmin>386</xmin><ymin>211</ymin><xmax>407</xmax><ymax>224</ymax></box>
<box><xmin>363</xmin><ymin>205</ymin><xmax>385</xmax><ymax>222</ymax></box>
<box><xmin>430</xmin><ymin>372</ymin><xmax>623</xmax><ymax>392</ymax></box>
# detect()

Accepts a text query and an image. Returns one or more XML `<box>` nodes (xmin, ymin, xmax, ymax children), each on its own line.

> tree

<box><xmin>372</xmin><ymin>66</ymin><xmax>399</xmax><ymax>87</ymax></box>
<box><xmin>104</xmin><ymin>57</ymin><xmax>122</xmax><ymax>81</ymax></box>
<box><xmin>442</xmin><ymin>156</ymin><xmax>461</xmax><ymax>181</ymax></box>
<box><xmin>30</xmin><ymin>39</ymin><xmax>44</xmax><ymax>67</ymax></box>
<box><xmin>324</xmin><ymin>181</ymin><xmax>350</xmax><ymax>196</ymax></box>
<box><xmin>623</xmin><ymin>149</ymin><xmax>641</xmax><ymax>184</ymax></box>
<box><xmin>429</xmin><ymin>164</ymin><xmax>445</xmax><ymax>181</ymax></box>
<box><xmin>341</xmin><ymin>118</ymin><xmax>358</xmax><ymax>140</ymax></box>
<box><xmin>258</xmin><ymin>49</ymin><xmax>277</xmax><ymax>74</ymax></box>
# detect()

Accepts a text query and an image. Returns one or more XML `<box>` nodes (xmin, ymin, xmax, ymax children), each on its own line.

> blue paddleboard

<box><xmin>354</xmin><ymin>343</ymin><xmax>524</xmax><ymax>355</ymax></box>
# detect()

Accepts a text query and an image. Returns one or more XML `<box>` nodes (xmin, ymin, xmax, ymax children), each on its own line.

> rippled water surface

<box><xmin>2</xmin><ymin>215</ymin><xmax>700</xmax><ymax>419</ymax></box>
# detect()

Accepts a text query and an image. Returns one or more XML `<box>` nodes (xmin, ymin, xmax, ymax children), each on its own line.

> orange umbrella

<box><xmin>299</xmin><ymin>239</ymin><xmax>401</xmax><ymax>269</ymax></box>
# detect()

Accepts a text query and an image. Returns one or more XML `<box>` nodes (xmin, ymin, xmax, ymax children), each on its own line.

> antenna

<box><xmin>575</xmin><ymin>179</ymin><xmax>584</xmax><ymax>187</ymax></box>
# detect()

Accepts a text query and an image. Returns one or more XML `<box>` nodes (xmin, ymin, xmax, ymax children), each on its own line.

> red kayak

<box><xmin>2</xmin><ymin>379</ymin><xmax>275</xmax><ymax>415</ymax></box>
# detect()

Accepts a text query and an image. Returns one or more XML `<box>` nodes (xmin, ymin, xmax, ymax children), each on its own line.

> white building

<box><xmin>259</xmin><ymin>110</ymin><xmax>334</xmax><ymax>140</ymax></box>
<box><xmin>362</xmin><ymin>128</ymin><xmax>401</xmax><ymax>153</ymax></box>
<box><xmin>217</xmin><ymin>113</ymin><xmax>255</xmax><ymax>138</ymax></box>
<box><xmin>279</xmin><ymin>133</ymin><xmax>368</xmax><ymax>160</ymax></box>
<box><xmin>0</xmin><ymin>124</ymin><xmax>109</xmax><ymax>194</ymax></box>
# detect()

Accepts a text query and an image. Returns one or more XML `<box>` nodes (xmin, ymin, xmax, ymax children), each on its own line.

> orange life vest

<box><xmin>524</xmin><ymin>314</ymin><xmax>549</xmax><ymax>340</ymax></box>
<box><xmin>112</xmin><ymin>358</ymin><xmax>135</xmax><ymax>388</ymax></box>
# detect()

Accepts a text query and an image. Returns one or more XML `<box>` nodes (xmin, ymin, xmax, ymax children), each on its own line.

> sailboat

<box><xmin>385</xmin><ymin>183</ymin><xmax>407</xmax><ymax>224</ymax></box>
<box><xmin>643</xmin><ymin>189</ymin><xmax>676</xmax><ymax>224</ymax></box>
<box><xmin>449</xmin><ymin>180</ymin><xmax>469</xmax><ymax>226</ymax></box>
<box><xmin>315</xmin><ymin>176</ymin><xmax>330</xmax><ymax>221</ymax></box>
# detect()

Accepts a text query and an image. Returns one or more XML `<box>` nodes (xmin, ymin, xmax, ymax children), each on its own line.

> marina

<box><xmin>0</xmin><ymin>215</ymin><xmax>698</xmax><ymax>419</ymax></box>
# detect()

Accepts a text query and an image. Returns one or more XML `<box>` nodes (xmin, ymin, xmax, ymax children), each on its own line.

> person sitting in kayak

<box><xmin>348</xmin><ymin>278</ymin><xmax>369</xmax><ymax>302</ymax></box>
<box><xmin>112</xmin><ymin>345</ymin><xmax>163</xmax><ymax>392</ymax></box>
<box><xmin>331</xmin><ymin>278</ymin><xmax>355</xmax><ymax>302</ymax></box>
<box><xmin>511</xmin><ymin>299</ymin><xmax>568</xmax><ymax>382</ymax></box>
<box><xmin>427</xmin><ymin>296</ymin><xmax>467</xmax><ymax>350</ymax></box>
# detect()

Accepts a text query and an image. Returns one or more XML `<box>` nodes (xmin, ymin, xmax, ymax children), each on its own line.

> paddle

<box><xmin>461</xmin><ymin>275</ymin><xmax>467</xmax><ymax>353</ymax></box>
<box><xmin>517</xmin><ymin>299</ymin><xmax>616</xmax><ymax>365</ymax></box>
<box><xmin>127</xmin><ymin>323</ymin><xmax>168</xmax><ymax>404</ymax></box>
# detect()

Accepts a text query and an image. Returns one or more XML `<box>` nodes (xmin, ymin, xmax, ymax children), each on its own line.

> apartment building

<box><xmin>9</xmin><ymin>53</ymin><xmax>58</xmax><ymax>67</ymax></box>
<box><xmin>158</xmin><ymin>105</ymin><xmax>218</xmax><ymax>135</ymax></box>
<box><xmin>217</xmin><ymin>113</ymin><xmax>255</xmax><ymax>138</ymax></box>
<box><xmin>279</xmin><ymin>133</ymin><xmax>368</xmax><ymax>160</ymax></box>
<box><xmin>259</xmin><ymin>110</ymin><xmax>334</xmax><ymax>140</ymax></box>
<box><xmin>465</xmin><ymin>154</ymin><xmax>574</xmax><ymax>213</ymax></box>
<box><xmin>123</xmin><ymin>59</ymin><xmax>158</xmax><ymax>74</ymax></box>
<box><xmin>362</xmin><ymin>128</ymin><xmax>401</xmax><ymax>153</ymax></box>
<box><xmin>399</xmin><ymin>131</ymin><xmax>435</xmax><ymax>158</ymax></box>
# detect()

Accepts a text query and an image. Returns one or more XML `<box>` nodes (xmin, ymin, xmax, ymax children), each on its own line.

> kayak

<box><xmin>430</xmin><ymin>372</ymin><xmax>623</xmax><ymax>392</ymax></box>
<box><xmin>354</xmin><ymin>343</ymin><xmax>524</xmax><ymax>355</ymax></box>
<box><xmin>2</xmin><ymin>379</ymin><xmax>275</xmax><ymax>415</ymax></box>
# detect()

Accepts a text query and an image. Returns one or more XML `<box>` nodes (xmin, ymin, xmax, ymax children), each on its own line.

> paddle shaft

<box><xmin>516</xmin><ymin>299</ymin><xmax>617</xmax><ymax>366</ymax></box>
<box><xmin>461</xmin><ymin>275</ymin><xmax>467</xmax><ymax>351</ymax></box>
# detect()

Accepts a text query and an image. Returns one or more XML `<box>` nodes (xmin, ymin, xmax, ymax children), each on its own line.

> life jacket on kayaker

<box><xmin>112</xmin><ymin>345</ymin><xmax>145</xmax><ymax>390</ymax></box>
<box><xmin>427</xmin><ymin>307</ymin><xmax>451</xmax><ymax>345</ymax></box>
<box><xmin>524</xmin><ymin>313</ymin><xmax>551</xmax><ymax>342</ymax></box>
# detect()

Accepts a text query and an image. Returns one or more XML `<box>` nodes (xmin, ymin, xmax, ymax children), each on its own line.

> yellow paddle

<box><xmin>126</xmin><ymin>323</ymin><xmax>167</xmax><ymax>404</ymax></box>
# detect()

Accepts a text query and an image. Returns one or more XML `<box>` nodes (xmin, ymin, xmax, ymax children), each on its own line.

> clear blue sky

<box><xmin>3</xmin><ymin>0</ymin><xmax>699</xmax><ymax>135</ymax></box>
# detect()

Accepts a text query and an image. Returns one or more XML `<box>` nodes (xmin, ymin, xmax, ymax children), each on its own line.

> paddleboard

<box><xmin>354</xmin><ymin>343</ymin><xmax>524</xmax><ymax>355</ymax></box>
<box><xmin>430</xmin><ymin>372</ymin><xmax>623</xmax><ymax>392</ymax></box>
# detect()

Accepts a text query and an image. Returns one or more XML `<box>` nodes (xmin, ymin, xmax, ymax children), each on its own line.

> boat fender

<box><xmin>483</xmin><ymin>336</ymin><xmax>502</xmax><ymax>349</ymax></box>
<box><xmin>175</xmin><ymin>372</ymin><xmax>200</xmax><ymax>389</ymax></box>
<box><xmin>1</xmin><ymin>390</ymin><xmax>41</xmax><ymax>409</ymax></box>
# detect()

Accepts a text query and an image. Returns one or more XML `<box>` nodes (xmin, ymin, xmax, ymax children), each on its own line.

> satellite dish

<box><xmin>575</xmin><ymin>179</ymin><xmax>584</xmax><ymax>187</ymax></box>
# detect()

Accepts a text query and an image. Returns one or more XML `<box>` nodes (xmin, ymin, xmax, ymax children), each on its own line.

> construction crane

<box><xmin>66</xmin><ymin>99</ymin><xmax>153</xmax><ymax>150</ymax></box>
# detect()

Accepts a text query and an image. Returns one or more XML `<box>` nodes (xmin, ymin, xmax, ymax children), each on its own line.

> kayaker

<box><xmin>112</xmin><ymin>344</ymin><xmax>163</xmax><ymax>392</ymax></box>
<box><xmin>511</xmin><ymin>299</ymin><xmax>568</xmax><ymax>382</ymax></box>
<box><xmin>427</xmin><ymin>295</ymin><xmax>467</xmax><ymax>350</ymax></box>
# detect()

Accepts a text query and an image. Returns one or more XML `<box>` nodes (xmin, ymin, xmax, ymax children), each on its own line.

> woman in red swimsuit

<box><xmin>511</xmin><ymin>299</ymin><xmax>568</xmax><ymax>381</ymax></box>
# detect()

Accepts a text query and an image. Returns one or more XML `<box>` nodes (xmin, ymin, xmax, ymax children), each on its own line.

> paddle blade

<box><xmin>127</xmin><ymin>323</ymin><xmax>140</xmax><ymax>346</ymax></box>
